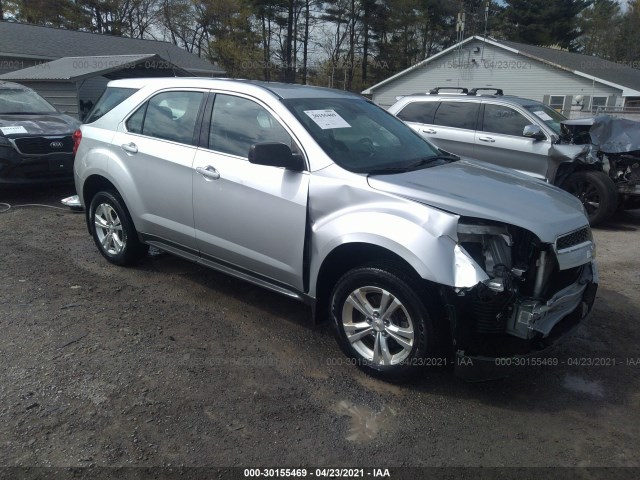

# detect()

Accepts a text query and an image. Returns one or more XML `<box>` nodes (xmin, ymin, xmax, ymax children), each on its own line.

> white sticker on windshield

<box><xmin>533</xmin><ymin>111</ymin><xmax>553</xmax><ymax>121</ymax></box>
<box><xmin>0</xmin><ymin>125</ymin><xmax>28</xmax><ymax>135</ymax></box>
<box><xmin>304</xmin><ymin>109</ymin><xmax>351</xmax><ymax>129</ymax></box>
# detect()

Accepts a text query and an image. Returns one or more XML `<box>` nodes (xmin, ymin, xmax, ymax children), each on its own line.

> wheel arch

<box><xmin>82</xmin><ymin>175</ymin><xmax>120</xmax><ymax>233</ymax></box>
<box><xmin>313</xmin><ymin>242</ymin><xmax>429</xmax><ymax>324</ymax></box>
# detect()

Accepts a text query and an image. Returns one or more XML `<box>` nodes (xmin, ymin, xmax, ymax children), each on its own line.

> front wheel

<box><xmin>89</xmin><ymin>191</ymin><xmax>146</xmax><ymax>265</ymax></box>
<box><xmin>330</xmin><ymin>264</ymin><xmax>438</xmax><ymax>381</ymax></box>
<box><xmin>562</xmin><ymin>170</ymin><xmax>617</xmax><ymax>226</ymax></box>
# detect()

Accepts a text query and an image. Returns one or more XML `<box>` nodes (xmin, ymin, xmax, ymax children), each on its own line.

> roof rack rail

<box><xmin>429</xmin><ymin>87</ymin><xmax>468</xmax><ymax>95</ymax></box>
<box><xmin>468</xmin><ymin>88</ymin><xmax>504</xmax><ymax>96</ymax></box>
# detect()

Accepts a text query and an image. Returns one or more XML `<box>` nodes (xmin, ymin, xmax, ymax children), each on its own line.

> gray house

<box><xmin>0</xmin><ymin>21</ymin><xmax>225</xmax><ymax>118</ymax></box>
<box><xmin>363</xmin><ymin>36</ymin><xmax>640</xmax><ymax>117</ymax></box>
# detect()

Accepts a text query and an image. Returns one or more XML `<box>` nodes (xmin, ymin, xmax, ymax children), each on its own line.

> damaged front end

<box><xmin>445</xmin><ymin>219</ymin><xmax>598</xmax><ymax>379</ymax></box>
<box><xmin>560</xmin><ymin>116</ymin><xmax>640</xmax><ymax>208</ymax></box>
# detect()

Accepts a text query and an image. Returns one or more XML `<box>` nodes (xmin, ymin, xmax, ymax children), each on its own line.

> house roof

<box><xmin>0</xmin><ymin>21</ymin><xmax>224</xmax><ymax>76</ymax></box>
<box><xmin>362</xmin><ymin>36</ymin><xmax>640</xmax><ymax>97</ymax></box>
<box><xmin>0</xmin><ymin>54</ymin><xmax>191</xmax><ymax>81</ymax></box>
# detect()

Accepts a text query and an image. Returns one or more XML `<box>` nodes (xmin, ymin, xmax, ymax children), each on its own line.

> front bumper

<box><xmin>454</xmin><ymin>262</ymin><xmax>598</xmax><ymax>381</ymax></box>
<box><xmin>0</xmin><ymin>145</ymin><xmax>74</xmax><ymax>185</ymax></box>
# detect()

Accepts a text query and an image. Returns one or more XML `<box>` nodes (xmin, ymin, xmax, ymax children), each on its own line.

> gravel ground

<box><xmin>1</xmin><ymin>185</ymin><xmax>639</xmax><ymax>473</ymax></box>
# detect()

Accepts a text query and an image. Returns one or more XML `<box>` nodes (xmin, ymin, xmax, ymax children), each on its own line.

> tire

<box><xmin>330</xmin><ymin>263</ymin><xmax>439</xmax><ymax>381</ymax></box>
<box><xmin>562</xmin><ymin>170</ymin><xmax>618</xmax><ymax>226</ymax></box>
<box><xmin>89</xmin><ymin>191</ymin><xmax>146</xmax><ymax>266</ymax></box>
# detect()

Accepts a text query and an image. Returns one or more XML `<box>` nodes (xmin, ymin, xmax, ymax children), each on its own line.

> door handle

<box><xmin>196</xmin><ymin>165</ymin><xmax>221</xmax><ymax>180</ymax></box>
<box><xmin>478</xmin><ymin>136</ymin><xmax>495</xmax><ymax>143</ymax></box>
<box><xmin>422</xmin><ymin>128</ymin><xmax>437</xmax><ymax>134</ymax></box>
<box><xmin>121</xmin><ymin>142</ymin><xmax>138</xmax><ymax>154</ymax></box>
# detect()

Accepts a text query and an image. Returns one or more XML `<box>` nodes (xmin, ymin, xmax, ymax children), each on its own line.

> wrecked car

<box><xmin>389</xmin><ymin>88</ymin><xmax>636</xmax><ymax>225</ymax></box>
<box><xmin>0</xmin><ymin>81</ymin><xmax>80</xmax><ymax>185</ymax></box>
<box><xmin>73</xmin><ymin>79</ymin><xmax>597</xmax><ymax>380</ymax></box>
<box><xmin>561</xmin><ymin>115</ymin><xmax>640</xmax><ymax>212</ymax></box>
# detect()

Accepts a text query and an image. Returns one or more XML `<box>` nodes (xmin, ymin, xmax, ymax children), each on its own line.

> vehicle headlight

<box><xmin>0</xmin><ymin>136</ymin><xmax>10</xmax><ymax>146</ymax></box>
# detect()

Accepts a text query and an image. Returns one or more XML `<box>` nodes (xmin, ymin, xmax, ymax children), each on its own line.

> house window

<box><xmin>590</xmin><ymin>96</ymin><xmax>608</xmax><ymax>112</ymax></box>
<box><xmin>549</xmin><ymin>95</ymin><xmax>565</xmax><ymax>112</ymax></box>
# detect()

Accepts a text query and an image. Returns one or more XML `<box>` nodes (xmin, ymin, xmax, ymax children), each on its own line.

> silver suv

<box><xmin>389</xmin><ymin>87</ymin><xmax>630</xmax><ymax>226</ymax></box>
<box><xmin>74</xmin><ymin>78</ymin><xmax>597</xmax><ymax>380</ymax></box>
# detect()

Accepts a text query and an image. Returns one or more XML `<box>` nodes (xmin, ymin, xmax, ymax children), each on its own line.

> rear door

<box><xmin>473</xmin><ymin>102</ymin><xmax>551</xmax><ymax>179</ymax></box>
<box><xmin>192</xmin><ymin>92</ymin><xmax>309</xmax><ymax>290</ymax></box>
<box><xmin>112</xmin><ymin>89</ymin><xmax>205</xmax><ymax>249</ymax></box>
<box><xmin>396</xmin><ymin>100</ymin><xmax>478</xmax><ymax>157</ymax></box>
<box><xmin>425</xmin><ymin>101</ymin><xmax>479</xmax><ymax>157</ymax></box>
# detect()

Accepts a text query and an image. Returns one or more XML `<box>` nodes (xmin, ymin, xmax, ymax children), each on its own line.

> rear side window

<box><xmin>125</xmin><ymin>91</ymin><xmax>204</xmax><ymax>145</ymax></box>
<box><xmin>482</xmin><ymin>104</ymin><xmax>532</xmax><ymax>137</ymax></box>
<box><xmin>396</xmin><ymin>101</ymin><xmax>438</xmax><ymax>124</ymax></box>
<box><xmin>85</xmin><ymin>87</ymin><xmax>137</xmax><ymax>124</ymax></box>
<box><xmin>433</xmin><ymin>102</ymin><xmax>479</xmax><ymax>130</ymax></box>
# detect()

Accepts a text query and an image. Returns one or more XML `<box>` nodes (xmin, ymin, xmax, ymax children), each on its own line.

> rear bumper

<box><xmin>454</xmin><ymin>263</ymin><xmax>598</xmax><ymax>381</ymax></box>
<box><xmin>0</xmin><ymin>145</ymin><xmax>74</xmax><ymax>185</ymax></box>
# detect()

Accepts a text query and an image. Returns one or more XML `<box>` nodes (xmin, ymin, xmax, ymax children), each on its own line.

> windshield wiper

<box><xmin>406</xmin><ymin>155</ymin><xmax>458</xmax><ymax>169</ymax></box>
<box><xmin>368</xmin><ymin>154</ymin><xmax>459</xmax><ymax>175</ymax></box>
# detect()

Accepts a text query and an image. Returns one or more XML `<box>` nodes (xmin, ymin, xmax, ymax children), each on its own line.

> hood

<box><xmin>561</xmin><ymin>115</ymin><xmax>640</xmax><ymax>154</ymax></box>
<box><xmin>368</xmin><ymin>159</ymin><xmax>588</xmax><ymax>243</ymax></box>
<box><xmin>0</xmin><ymin>114</ymin><xmax>80</xmax><ymax>137</ymax></box>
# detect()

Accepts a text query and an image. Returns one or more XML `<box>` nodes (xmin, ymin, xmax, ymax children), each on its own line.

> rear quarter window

<box><xmin>84</xmin><ymin>87</ymin><xmax>137</xmax><ymax>124</ymax></box>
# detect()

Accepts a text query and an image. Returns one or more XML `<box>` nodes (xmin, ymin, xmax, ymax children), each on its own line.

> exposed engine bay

<box><xmin>560</xmin><ymin>116</ymin><xmax>640</xmax><ymax>208</ymax></box>
<box><xmin>446</xmin><ymin>219</ymin><xmax>597</xmax><ymax>363</ymax></box>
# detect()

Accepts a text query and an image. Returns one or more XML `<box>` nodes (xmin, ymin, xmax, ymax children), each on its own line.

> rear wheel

<box><xmin>330</xmin><ymin>263</ymin><xmax>439</xmax><ymax>381</ymax></box>
<box><xmin>562</xmin><ymin>170</ymin><xmax>617</xmax><ymax>226</ymax></box>
<box><xmin>89</xmin><ymin>191</ymin><xmax>146</xmax><ymax>265</ymax></box>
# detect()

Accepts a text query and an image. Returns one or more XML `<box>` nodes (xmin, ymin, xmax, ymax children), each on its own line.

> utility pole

<box><xmin>481</xmin><ymin>1</ymin><xmax>490</xmax><ymax>61</ymax></box>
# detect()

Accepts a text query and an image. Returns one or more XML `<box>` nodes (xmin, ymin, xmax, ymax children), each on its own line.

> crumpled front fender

<box><xmin>307</xmin><ymin>171</ymin><xmax>489</xmax><ymax>297</ymax></box>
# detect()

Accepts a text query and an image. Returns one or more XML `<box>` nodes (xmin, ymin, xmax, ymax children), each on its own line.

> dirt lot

<box><xmin>1</xmin><ymin>185</ymin><xmax>640</xmax><ymax>473</ymax></box>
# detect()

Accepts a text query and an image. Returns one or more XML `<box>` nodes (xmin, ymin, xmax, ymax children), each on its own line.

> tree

<box><xmin>615</xmin><ymin>0</ymin><xmax>640</xmax><ymax>66</ymax></box>
<box><xmin>502</xmin><ymin>0</ymin><xmax>592</xmax><ymax>50</ymax></box>
<box><xmin>577</xmin><ymin>0</ymin><xmax>622</xmax><ymax>59</ymax></box>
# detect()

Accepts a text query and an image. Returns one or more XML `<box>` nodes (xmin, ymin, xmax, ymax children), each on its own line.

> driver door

<box><xmin>192</xmin><ymin>93</ymin><xmax>309</xmax><ymax>290</ymax></box>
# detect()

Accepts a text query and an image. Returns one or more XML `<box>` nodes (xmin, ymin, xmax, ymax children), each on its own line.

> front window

<box><xmin>209</xmin><ymin>94</ymin><xmax>295</xmax><ymax>157</ymax></box>
<box><xmin>0</xmin><ymin>86</ymin><xmax>57</xmax><ymax>114</ymax></box>
<box><xmin>524</xmin><ymin>104</ymin><xmax>567</xmax><ymax>135</ymax></box>
<box><xmin>482</xmin><ymin>104</ymin><xmax>532</xmax><ymax>137</ymax></box>
<box><xmin>283</xmin><ymin>97</ymin><xmax>446</xmax><ymax>173</ymax></box>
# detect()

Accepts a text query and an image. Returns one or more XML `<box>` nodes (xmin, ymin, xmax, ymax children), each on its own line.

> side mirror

<box><xmin>523</xmin><ymin>124</ymin><xmax>546</xmax><ymax>141</ymax></box>
<box><xmin>248</xmin><ymin>142</ymin><xmax>305</xmax><ymax>171</ymax></box>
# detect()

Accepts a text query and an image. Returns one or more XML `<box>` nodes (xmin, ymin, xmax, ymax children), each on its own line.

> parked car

<box><xmin>73</xmin><ymin>78</ymin><xmax>597</xmax><ymax>380</ymax></box>
<box><xmin>0</xmin><ymin>81</ymin><xmax>80</xmax><ymax>185</ymax></box>
<box><xmin>388</xmin><ymin>87</ymin><xmax>639</xmax><ymax>225</ymax></box>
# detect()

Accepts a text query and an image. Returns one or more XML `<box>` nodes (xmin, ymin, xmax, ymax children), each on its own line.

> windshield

<box><xmin>524</xmin><ymin>104</ymin><xmax>567</xmax><ymax>135</ymax></box>
<box><xmin>282</xmin><ymin>97</ymin><xmax>447</xmax><ymax>173</ymax></box>
<box><xmin>0</xmin><ymin>87</ymin><xmax>57</xmax><ymax>114</ymax></box>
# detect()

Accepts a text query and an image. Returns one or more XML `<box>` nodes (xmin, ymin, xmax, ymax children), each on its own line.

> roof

<box><xmin>106</xmin><ymin>77</ymin><xmax>362</xmax><ymax>100</ymax></box>
<box><xmin>0</xmin><ymin>21</ymin><xmax>224</xmax><ymax>76</ymax></box>
<box><xmin>247</xmin><ymin>81</ymin><xmax>361</xmax><ymax>99</ymax></box>
<box><xmin>0</xmin><ymin>54</ymin><xmax>191</xmax><ymax>81</ymax></box>
<box><xmin>362</xmin><ymin>36</ymin><xmax>640</xmax><ymax>97</ymax></box>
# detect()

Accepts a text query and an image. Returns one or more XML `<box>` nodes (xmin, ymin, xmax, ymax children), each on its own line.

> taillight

<box><xmin>72</xmin><ymin>129</ymin><xmax>82</xmax><ymax>155</ymax></box>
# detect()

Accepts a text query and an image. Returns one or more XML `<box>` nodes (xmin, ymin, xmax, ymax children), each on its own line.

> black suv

<box><xmin>0</xmin><ymin>81</ymin><xmax>80</xmax><ymax>185</ymax></box>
